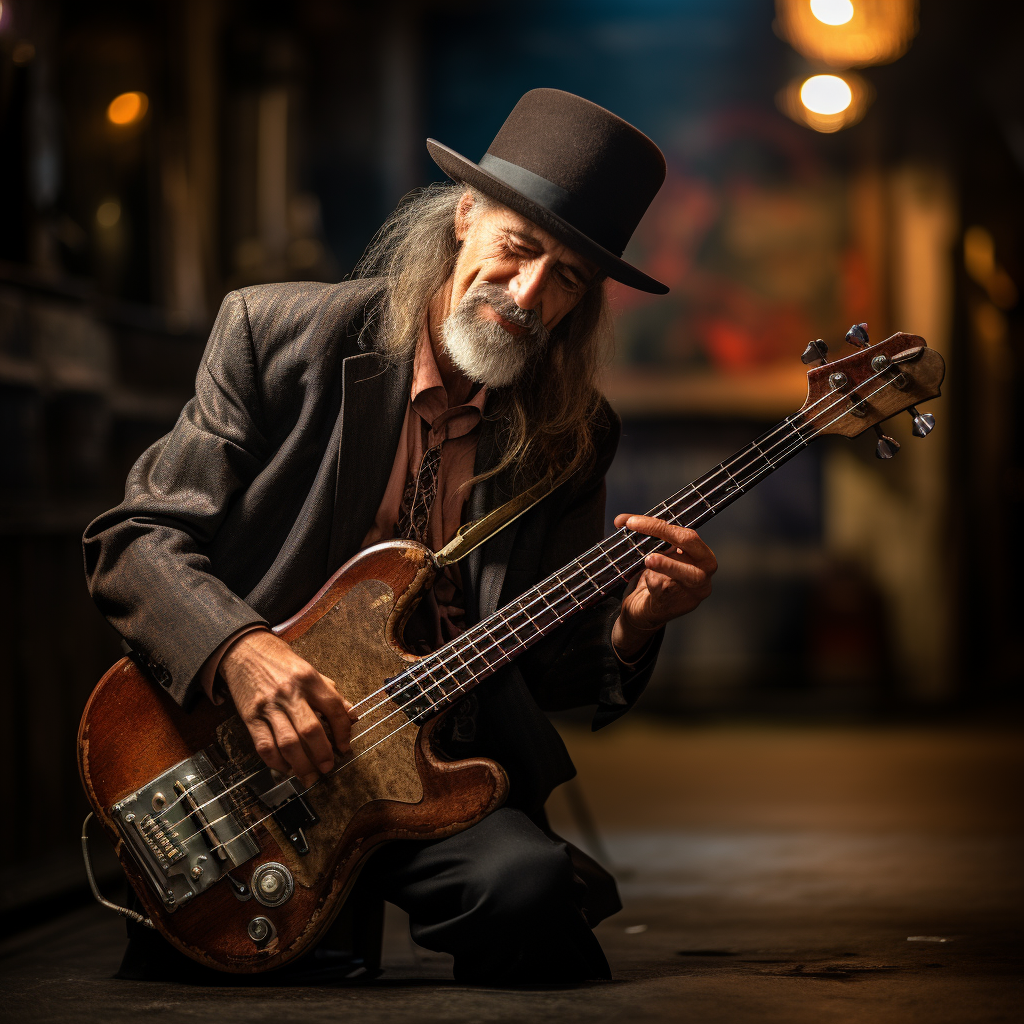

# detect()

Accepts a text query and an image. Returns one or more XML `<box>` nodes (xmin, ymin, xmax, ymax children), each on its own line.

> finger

<box><xmin>246</xmin><ymin>717</ymin><xmax>289</xmax><ymax>774</ymax></box>
<box><xmin>284</xmin><ymin>697</ymin><xmax>337</xmax><ymax>774</ymax></box>
<box><xmin>641</xmin><ymin>569</ymin><xmax>713</xmax><ymax>612</ymax></box>
<box><xmin>264</xmin><ymin>706</ymin><xmax>319</xmax><ymax>782</ymax></box>
<box><xmin>643</xmin><ymin>552</ymin><xmax>713</xmax><ymax>589</ymax></box>
<box><xmin>621</xmin><ymin>515</ymin><xmax>718</xmax><ymax>574</ymax></box>
<box><xmin>312</xmin><ymin>676</ymin><xmax>355</xmax><ymax>753</ymax></box>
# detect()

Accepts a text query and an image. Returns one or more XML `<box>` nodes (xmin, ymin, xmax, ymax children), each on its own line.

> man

<box><xmin>84</xmin><ymin>89</ymin><xmax>717</xmax><ymax>985</ymax></box>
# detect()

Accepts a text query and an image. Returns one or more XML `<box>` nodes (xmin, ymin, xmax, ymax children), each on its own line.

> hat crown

<box><xmin>485</xmin><ymin>89</ymin><xmax>665</xmax><ymax>258</ymax></box>
<box><xmin>426</xmin><ymin>88</ymin><xmax>669</xmax><ymax>292</ymax></box>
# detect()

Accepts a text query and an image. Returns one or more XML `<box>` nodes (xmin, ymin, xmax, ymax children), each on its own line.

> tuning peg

<box><xmin>845</xmin><ymin>323</ymin><xmax>870</xmax><ymax>348</ymax></box>
<box><xmin>908</xmin><ymin>406</ymin><xmax>935</xmax><ymax>437</ymax></box>
<box><xmin>801</xmin><ymin>339</ymin><xmax>829</xmax><ymax>365</ymax></box>
<box><xmin>873</xmin><ymin>423</ymin><xmax>900</xmax><ymax>459</ymax></box>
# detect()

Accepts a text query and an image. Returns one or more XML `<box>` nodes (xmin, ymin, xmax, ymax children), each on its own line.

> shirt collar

<box><xmin>411</xmin><ymin>321</ymin><xmax>487</xmax><ymax>434</ymax></box>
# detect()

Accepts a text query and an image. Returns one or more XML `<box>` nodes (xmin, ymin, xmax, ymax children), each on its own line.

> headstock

<box><xmin>797</xmin><ymin>325</ymin><xmax>945</xmax><ymax>457</ymax></box>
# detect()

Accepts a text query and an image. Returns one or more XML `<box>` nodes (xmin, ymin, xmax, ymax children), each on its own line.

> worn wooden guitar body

<box><xmin>78</xmin><ymin>539</ymin><xmax>508</xmax><ymax>974</ymax></box>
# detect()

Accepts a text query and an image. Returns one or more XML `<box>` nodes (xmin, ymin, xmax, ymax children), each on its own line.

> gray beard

<box><xmin>441</xmin><ymin>284</ymin><xmax>550</xmax><ymax>387</ymax></box>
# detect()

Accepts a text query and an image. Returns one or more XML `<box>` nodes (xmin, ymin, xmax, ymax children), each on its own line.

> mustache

<box><xmin>459</xmin><ymin>284</ymin><xmax>549</xmax><ymax>343</ymax></box>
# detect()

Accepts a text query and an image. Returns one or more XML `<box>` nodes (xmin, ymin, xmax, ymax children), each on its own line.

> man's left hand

<box><xmin>610</xmin><ymin>514</ymin><xmax>718</xmax><ymax>659</ymax></box>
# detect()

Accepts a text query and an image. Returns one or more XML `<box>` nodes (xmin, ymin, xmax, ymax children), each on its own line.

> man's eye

<box><xmin>507</xmin><ymin>242</ymin><xmax>537</xmax><ymax>259</ymax></box>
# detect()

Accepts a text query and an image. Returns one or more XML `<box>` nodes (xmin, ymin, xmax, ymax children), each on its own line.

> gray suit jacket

<box><xmin>83</xmin><ymin>279</ymin><xmax>661</xmax><ymax>811</ymax></box>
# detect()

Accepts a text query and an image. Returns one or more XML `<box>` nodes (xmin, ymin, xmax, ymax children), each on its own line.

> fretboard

<box><xmin>385</xmin><ymin>413</ymin><xmax>815</xmax><ymax>722</ymax></box>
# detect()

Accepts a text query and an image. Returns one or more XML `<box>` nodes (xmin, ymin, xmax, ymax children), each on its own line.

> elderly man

<box><xmin>84</xmin><ymin>89</ymin><xmax>717</xmax><ymax>985</ymax></box>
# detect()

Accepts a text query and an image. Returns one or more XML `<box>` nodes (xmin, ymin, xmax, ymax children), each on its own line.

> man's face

<box><xmin>439</xmin><ymin>194</ymin><xmax>599</xmax><ymax>387</ymax></box>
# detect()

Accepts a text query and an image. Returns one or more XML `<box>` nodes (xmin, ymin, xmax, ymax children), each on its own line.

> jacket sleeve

<box><xmin>82</xmin><ymin>291</ymin><xmax>270</xmax><ymax>706</ymax></box>
<box><xmin>518</xmin><ymin>413</ymin><xmax>664</xmax><ymax>730</ymax></box>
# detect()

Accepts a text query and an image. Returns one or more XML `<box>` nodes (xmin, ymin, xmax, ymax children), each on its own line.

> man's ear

<box><xmin>454</xmin><ymin>191</ymin><xmax>475</xmax><ymax>242</ymax></box>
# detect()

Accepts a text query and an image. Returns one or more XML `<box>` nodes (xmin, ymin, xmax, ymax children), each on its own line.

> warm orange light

<box><xmin>810</xmin><ymin>0</ymin><xmax>854</xmax><ymax>26</ymax></box>
<box><xmin>775</xmin><ymin>0</ymin><xmax>918</xmax><ymax>68</ymax></box>
<box><xmin>96</xmin><ymin>199</ymin><xmax>122</xmax><ymax>228</ymax></box>
<box><xmin>800</xmin><ymin>74</ymin><xmax>852</xmax><ymax>115</ymax></box>
<box><xmin>777</xmin><ymin>71</ymin><xmax>871</xmax><ymax>133</ymax></box>
<box><xmin>107</xmin><ymin>91</ymin><xmax>148</xmax><ymax>126</ymax></box>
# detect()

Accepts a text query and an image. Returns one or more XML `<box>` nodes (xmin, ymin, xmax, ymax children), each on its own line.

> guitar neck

<box><xmin>389</xmin><ymin>413</ymin><xmax>815</xmax><ymax>722</ymax></box>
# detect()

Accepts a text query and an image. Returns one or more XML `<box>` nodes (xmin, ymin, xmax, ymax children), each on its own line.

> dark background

<box><xmin>1</xmin><ymin>0</ymin><xmax>1022</xmax><ymax>926</ymax></box>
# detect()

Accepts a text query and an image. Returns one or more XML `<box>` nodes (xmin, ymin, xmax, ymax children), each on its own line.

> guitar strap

<box><xmin>434</xmin><ymin>469</ymin><xmax>571</xmax><ymax>568</ymax></box>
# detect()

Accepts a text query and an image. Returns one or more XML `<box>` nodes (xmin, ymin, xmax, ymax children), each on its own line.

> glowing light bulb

<box><xmin>107</xmin><ymin>91</ymin><xmax>148</xmax><ymax>126</ymax></box>
<box><xmin>810</xmin><ymin>0</ymin><xmax>855</xmax><ymax>26</ymax></box>
<box><xmin>800</xmin><ymin>75</ymin><xmax>853</xmax><ymax>115</ymax></box>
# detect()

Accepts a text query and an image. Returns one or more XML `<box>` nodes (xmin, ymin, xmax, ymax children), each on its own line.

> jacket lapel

<box><xmin>327</xmin><ymin>348</ymin><xmax>412</xmax><ymax>574</ymax></box>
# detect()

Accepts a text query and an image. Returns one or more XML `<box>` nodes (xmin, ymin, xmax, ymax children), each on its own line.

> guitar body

<box><xmin>77</xmin><ymin>539</ymin><xmax>508</xmax><ymax>974</ymax></box>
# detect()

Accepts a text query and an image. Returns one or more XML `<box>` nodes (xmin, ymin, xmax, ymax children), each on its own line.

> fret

<box><xmin>662</xmin><ymin>484</ymin><xmax>702</xmax><ymax>528</ymax></box>
<box><xmin>596</xmin><ymin>533</ymin><xmax>634</xmax><ymax>575</ymax></box>
<box><xmin>500</xmin><ymin>598</ymin><xmax>534</xmax><ymax>633</ymax></box>
<box><xmin>447</xmin><ymin>646</ymin><xmax>476</xmax><ymax>690</ymax></box>
<box><xmin>446</xmin><ymin>656</ymin><xmax>475</xmax><ymax>694</ymax></box>
<box><xmin>582</xmin><ymin>554</ymin><xmax>622</xmax><ymax>592</ymax></box>
<box><xmin>547</xmin><ymin>578</ymin><xmax>583</xmax><ymax>615</ymax></box>
<box><xmin>553</xmin><ymin>571</ymin><xmax>585</xmax><ymax>608</ymax></box>
<box><xmin>568</xmin><ymin>553</ymin><xmax>619</xmax><ymax>601</ymax></box>
<box><xmin>388</xmin><ymin>413</ymin><xmax>819</xmax><ymax>724</ymax></box>
<box><xmin>394</xmin><ymin>666</ymin><xmax>448</xmax><ymax>720</ymax></box>
<box><xmin>690</xmin><ymin>482</ymin><xmax>715</xmax><ymax>518</ymax></box>
<box><xmin>491</xmin><ymin>629</ymin><xmax>528</xmax><ymax>662</ymax></box>
<box><xmin>528</xmin><ymin>590</ymin><xmax>563</xmax><ymax>630</ymax></box>
<box><xmin>429</xmin><ymin>656</ymin><xmax>464</xmax><ymax>697</ymax></box>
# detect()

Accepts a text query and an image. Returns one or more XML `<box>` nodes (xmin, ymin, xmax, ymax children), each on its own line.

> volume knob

<box><xmin>247</xmin><ymin>916</ymin><xmax>276</xmax><ymax>944</ymax></box>
<box><xmin>251</xmin><ymin>862</ymin><xmax>294</xmax><ymax>907</ymax></box>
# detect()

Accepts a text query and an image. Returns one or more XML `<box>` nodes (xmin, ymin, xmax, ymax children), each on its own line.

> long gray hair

<box><xmin>353</xmin><ymin>182</ymin><xmax>612</xmax><ymax>487</ymax></box>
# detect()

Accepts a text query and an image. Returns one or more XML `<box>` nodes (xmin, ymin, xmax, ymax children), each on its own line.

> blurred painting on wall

<box><xmin>605</xmin><ymin>111</ymin><xmax>868</xmax><ymax>417</ymax></box>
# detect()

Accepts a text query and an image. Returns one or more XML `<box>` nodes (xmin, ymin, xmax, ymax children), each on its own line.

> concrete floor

<box><xmin>2</xmin><ymin>720</ymin><xmax>1022</xmax><ymax>1023</ymax></box>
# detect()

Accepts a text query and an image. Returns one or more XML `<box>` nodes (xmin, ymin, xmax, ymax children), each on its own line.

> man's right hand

<box><xmin>219</xmin><ymin>629</ymin><xmax>357</xmax><ymax>788</ymax></box>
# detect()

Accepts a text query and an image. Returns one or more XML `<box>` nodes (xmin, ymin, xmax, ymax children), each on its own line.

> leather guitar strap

<box><xmin>434</xmin><ymin>470</ymin><xmax>571</xmax><ymax>568</ymax></box>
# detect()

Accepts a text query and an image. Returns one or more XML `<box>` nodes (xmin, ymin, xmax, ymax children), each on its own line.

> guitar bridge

<box><xmin>111</xmin><ymin>751</ymin><xmax>259</xmax><ymax>911</ymax></box>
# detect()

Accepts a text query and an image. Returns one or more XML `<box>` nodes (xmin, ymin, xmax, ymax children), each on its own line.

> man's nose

<box><xmin>509</xmin><ymin>261</ymin><xmax>548</xmax><ymax>312</ymax></box>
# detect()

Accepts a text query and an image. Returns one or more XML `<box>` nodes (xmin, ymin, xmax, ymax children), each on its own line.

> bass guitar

<box><xmin>78</xmin><ymin>325</ymin><xmax>944</xmax><ymax>973</ymax></box>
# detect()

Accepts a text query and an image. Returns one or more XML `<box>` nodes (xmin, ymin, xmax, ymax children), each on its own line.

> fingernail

<box><xmin>319</xmin><ymin>760</ymin><xmax>334</xmax><ymax>773</ymax></box>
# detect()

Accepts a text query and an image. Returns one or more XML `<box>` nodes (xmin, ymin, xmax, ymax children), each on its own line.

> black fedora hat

<box><xmin>427</xmin><ymin>89</ymin><xmax>668</xmax><ymax>295</ymax></box>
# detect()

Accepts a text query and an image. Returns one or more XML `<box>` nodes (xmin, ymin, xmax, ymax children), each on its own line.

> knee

<box><xmin>465</xmin><ymin>840</ymin><xmax>576</xmax><ymax>924</ymax></box>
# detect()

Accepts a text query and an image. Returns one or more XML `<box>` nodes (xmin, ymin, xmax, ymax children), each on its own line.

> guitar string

<box><xmin>342</xmin><ymin>360</ymin><xmax>897</xmax><ymax>724</ymax></box>
<box><xmin>180</xmin><ymin>371</ymin><xmax>909</xmax><ymax>859</ymax></box>
<box><xmin>147</xmin><ymin>358</ymin><xmax>883</xmax><ymax>823</ymax></box>
<box><xmin>314</xmin><ymin>370</ymin><xmax>911</xmax><ymax>770</ymax></box>
<box><xmin>345</xmin><ymin>360</ymin><xmax>898</xmax><ymax>722</ymax></box>
<box><xmin>150</xmin><ymin>365</ymin><xmax>899</xmax><ymax>835</ymax></box>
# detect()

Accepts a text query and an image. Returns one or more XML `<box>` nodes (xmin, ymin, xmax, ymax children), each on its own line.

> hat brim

<box><xmin>426</xmin><ymin>139</ymin><xmax>669</xmax><ymax>296</ymax></box>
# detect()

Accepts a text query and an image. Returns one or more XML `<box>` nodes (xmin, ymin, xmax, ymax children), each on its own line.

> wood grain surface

<box><xmin>78</xmin><ymin>538</ymin><xmax>508</xmax><ymax>973</ymax></box>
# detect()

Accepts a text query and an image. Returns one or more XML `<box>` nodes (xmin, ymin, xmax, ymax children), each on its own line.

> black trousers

<box><xmin>363</xmin><ymin>806</ymin><xmax>610</xmax><ymax>984</ymax></box>
<box><xmin>119</xmin><ymin>807</ymin><xmax>611</xmax><ymax>986</ymax></box>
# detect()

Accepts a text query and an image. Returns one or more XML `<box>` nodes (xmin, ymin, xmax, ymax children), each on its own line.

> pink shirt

<box><xmin>361</xmin><ymin>325</ymin><xmax>488</xmax><ymax>649</ymax></box>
